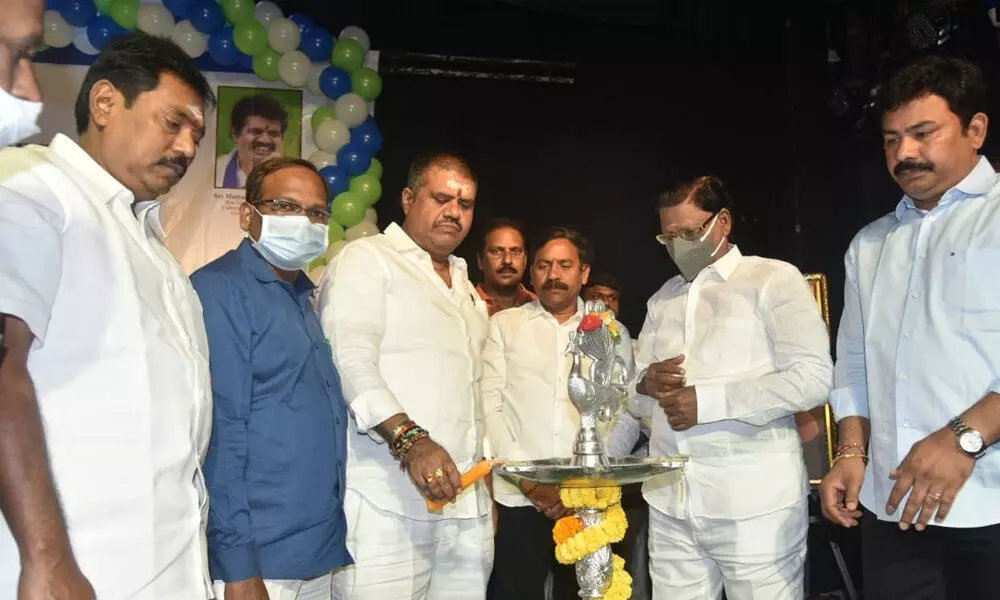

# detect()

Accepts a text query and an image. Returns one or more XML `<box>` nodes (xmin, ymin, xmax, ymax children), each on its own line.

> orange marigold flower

<box><xmin>552</xmin><ymin>516</ymin><xmax>584</xmax><ymax>544</ymax></box>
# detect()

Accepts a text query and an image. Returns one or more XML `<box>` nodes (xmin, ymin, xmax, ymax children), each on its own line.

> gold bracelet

<box><xmin>831</xmin><ymin>452</ymin><xmax>868</xmax><ymax>469</ymax></box>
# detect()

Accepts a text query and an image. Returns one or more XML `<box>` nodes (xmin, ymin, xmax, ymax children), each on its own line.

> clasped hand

<box><xmin>641</xmin><ymin>355</ymin><xmax>698</xmax><ymax>431</ymax></box>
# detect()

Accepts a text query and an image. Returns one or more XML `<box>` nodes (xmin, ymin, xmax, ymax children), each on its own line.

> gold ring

<box><xmin>927</xmin><ymin>492</ymin><xmax>942</xmax><ymax>502</ymax></box>
<box><xmin>424</xmin><ymin>474</ymin><xmax>436</xmax><ymax>484</ymax></box>
<box><xmin>434</xmin><ymin>468</ymin><xmax>445</xmax><ymax>479</ymax></box>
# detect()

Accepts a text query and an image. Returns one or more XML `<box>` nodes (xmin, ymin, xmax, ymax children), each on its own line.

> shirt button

<box><xmin>910</xmin><ymin>292</ymin><xmax>920</xmax><ymax>299</ymax></box>
<box><xmin>902</xmin><ymin>420</ymin><xmax>911</xmax><ymax>429</ymax></box>
<box><xmin>902</xmin><ymin>333</ymin><xmax>910</xmax><ymax>339</ymax></box>
<box><xmin>899</xmin><ymin>374</ymin><xmax>908</xmax><ymax>382</ymax></box>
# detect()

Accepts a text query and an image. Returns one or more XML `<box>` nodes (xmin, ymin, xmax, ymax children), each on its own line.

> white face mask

<box><xmin>249</xmin><ymin>205</ymin><xmax>329</xmax><ymax>271</ymax></box>
<box><xmin>0</xmin><ymin>87</ymin><xmax>42</xmax><ymax>148</ymax></box>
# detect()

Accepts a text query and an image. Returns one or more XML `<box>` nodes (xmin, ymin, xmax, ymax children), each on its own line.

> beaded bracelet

<box><xmin>389</xmin><ymin>420</ymin><xmax>418</xmax><ymax>457</ymax></box>
<box><xmin>389</xmin><ymin>419</ymin><xmax>416</xmax><ymax>444</ymax></box>
<box><xmin>391</xmin><ymin>424</ymin><xmax>429</xmax><ymax>460</ymax></box>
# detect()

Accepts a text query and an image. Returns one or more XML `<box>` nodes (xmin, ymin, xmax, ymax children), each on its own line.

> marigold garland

<box><xmin>553</xmin><ymin>485</ymin><xmax>631</xmax><ymax>599</ymax></box>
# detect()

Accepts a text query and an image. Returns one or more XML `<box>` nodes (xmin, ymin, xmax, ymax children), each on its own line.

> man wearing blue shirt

<box><xmin>193</xmin><ymin>156</ymin><xmax>351</xmax><ymax>600</ymax></box>
<box><xmin>820</xmin><ymin>56</ymin><xmax>1000</xmax><ymax>599</ymax></box>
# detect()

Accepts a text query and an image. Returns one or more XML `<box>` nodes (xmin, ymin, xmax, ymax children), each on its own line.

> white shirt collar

<box><xmin>383</xmin><ymin>221</ymin><xmax>468</xmax><ymax>271</ymax></box>
<box><xmin>49</xmin><ymin>134</ymin><xmax>133</xmax><ymax>207</ymax></box>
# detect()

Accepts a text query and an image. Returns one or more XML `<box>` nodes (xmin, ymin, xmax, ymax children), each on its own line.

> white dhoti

<box><xmin>647</xmin><ymin>496</ymin><xmax>807</xmax><ymax>600</ymax></box>
<box><xmin>213</xmin><ymin>573</ymin><xmax>333</xmax><ymax>600</ymax></box>
<box><xmin>332</xmin><ymin>489</ymin><xmax>494</xmax><ymax>600</ymax></box>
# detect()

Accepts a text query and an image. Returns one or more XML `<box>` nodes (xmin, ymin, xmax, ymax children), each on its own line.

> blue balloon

<box><xmin>337</xmin><ymin>143</ymin><xmax>372</xmax><ymax>177</ymax></box>
<box><xmin>208</xmin><ymin>27</ymin><xmax>239</xmax><ymax>66</ymax></box>
<box><xmin>287</xmin><ymin>12</ymin><xmax>313</xmax><ymax>33</ymax></box>
<box><xmin>351</xmin><ymin>118</ymin><xmax>383</xmax><ymax>156</ymax></box>
<box><xmin>47</xmin><ymin>0</ymin><xmax>67</xmax><ymax>10</ymax></box>
<box><xmin>237</xmin><ymin>51</ymin><xmax>252</xmax><ymax>70</ymax></box>
<box><xmin>60</xmin><ymin>0</ymin><xmax>95</xmax><ymax>27</ymax></box>
<box><xmin>87</xmin><ymin>15</ymin><xmax>127</xmax><ymax>51</ymax></box>
<box><xmin>300</xmin><ymin>27</ymin><xmax>333</xmax><ymax>63</ymax></box>
<box><xmin>189</xmin><ymin>1</ymin><xmax>224</xmax><ymax>34</ymax></box>
<box><xmin>319</xmin><ymin>165</ymin><xmax>351</xmax><ymax>199</ymax></box>
<box><xmin>319</xmin><ymin>66</ymin><xmax>351</xmax><ymax>100</ymax></box>
<box><xmin>162</xmin><ymin>0</ymin><xmax>194</xmax><ymax>21</ymax></box>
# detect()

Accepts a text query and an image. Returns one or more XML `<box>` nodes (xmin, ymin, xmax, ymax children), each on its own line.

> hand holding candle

<box><xmin>426</xmin><ymin>459</ymin><xmax>503</xmax><ymax>511</ymax></box>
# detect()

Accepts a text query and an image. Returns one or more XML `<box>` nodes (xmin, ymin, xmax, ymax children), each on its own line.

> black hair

<box><xmin>406</xmin><ymin>151</ymin><xmax>477</xmax><ymax>193</ymax></box>
<box><xmin>74</xmin><ymin>31</ymin><xmax>215</xmax><ymax>135</ymax></box>
<box><xmin>530</xmin><ymin>226</ymin><xmax>593</xmax><ymax>266</ymax></box>
<box><xmin>230</xmin><ymin>93</ymin><xmax>289</xmax><ymax>136</ymax></box>
<box><xmin>657</xmin><ymin>175</ymin><xmax>731</xmax><ymax>214</ymax></box>
<box><xmin>478</xmin><ymin>217</ymin><xmax>528</xmax><ymax>256</ymax></box>
<box><xmin>245</xmin><ymin>156</ymin><xmax>326</xmax><ymax>207</ymax></box>
<box><xmin>584</xmin><ymin>272</ymin><xmax>620</xmax><ymax>292</ymax></box>
<box><xmin>877</xmin><ymin>55</ymin><xmax>988</xmax><ymax>128</ymax></box>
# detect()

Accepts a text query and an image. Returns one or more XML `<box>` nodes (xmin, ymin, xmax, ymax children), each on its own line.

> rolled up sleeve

<box><xmin>0</xmin><ymin>187</ymin><xmax>64</xmax><ymax>344</ymax></box>
<box><xmin>318</xmin><ymin>242</ymin><xmax>404</xmax><ymax>433</ymax></box>
<box><xmin>830</xmin><ymin>242</ymin><xmax>870</xmax><ymax>420</ymax></box>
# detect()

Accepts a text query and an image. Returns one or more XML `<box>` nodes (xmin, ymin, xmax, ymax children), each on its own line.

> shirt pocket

<box><xmin>943</xmin><ymin>248</ymin><xmax>1000</xmax><ymax>330</ymax></box>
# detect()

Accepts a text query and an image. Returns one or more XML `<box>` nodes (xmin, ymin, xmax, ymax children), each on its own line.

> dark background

<box><xmin>280</xmin><ymin>0</ymin><xmax>1000</xmax><ymax>334</ymax></box>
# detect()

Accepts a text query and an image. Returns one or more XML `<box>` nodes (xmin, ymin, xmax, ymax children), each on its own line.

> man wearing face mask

<box><xmin>607</xmin><ymin>176</ymin><xmax>832</xmax><ymax>600</ymax></box>
<box><xmin>0</xmin><ymin>32</ymin><xmax>215</xmax><ymax>599</ymax></box>
<box><xmin>0</xmin><ymin>0</ymin><xmax>43</xmax><ymax>149</ymax></box>
<box><xmin>192</xmin><ymin>157</ymin><xmax>351</xmax><ymax>600</ymax></box>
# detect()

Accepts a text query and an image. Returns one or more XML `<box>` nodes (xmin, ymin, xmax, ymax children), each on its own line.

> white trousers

<box><xmin>212</xmin><ymin>573</ymin><xmax>332</xmax><ymax>600</ymax></box>
<box><xmin>331</xmin><ymin>489</ymin><xmax>494</xmax><ymax>600</ymax></box>
<box><xmin>647</xmin><ymin>496</ymin><xmax>807</xmax><ymax>600</ymax></box>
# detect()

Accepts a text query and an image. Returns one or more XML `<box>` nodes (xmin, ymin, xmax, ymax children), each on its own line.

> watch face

<box><xmin>959</xmin><ymin>430</ymin><xmax>985</xmax><ymax>454</ymax></box>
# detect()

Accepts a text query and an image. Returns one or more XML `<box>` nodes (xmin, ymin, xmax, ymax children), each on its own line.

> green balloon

<box><xmin>330</xmin><ymin>191</ymin><xmax>366</xmax><ymax>228</ymax></box>
<box><xmin>349</xmin><ymin>174</ymin><xmax>382</xmax><ymax>207</ymax></box>
<box><xmin>364</xmin><ymin>157</ymin><xmax>383</xmax><ymax>180</ymax></box>
<box><xmin>233</xmin><ymin>20</ymin><xmax>267</xmax><ymax>55</ymax></box>
<box><xmin>311</xmin><ymin>105</ymin><xmax>336</xmax><ymax>134</ymax></box>
<box><xmin>331</xmin><ymin>38</ymin><xmax>365</xmax><ymax>73</ymax></box>
<box><xmin>351</xmin><ymin>68</ymin><xmax>382</xmax><ymax>102</ymax></box>
<box><xmin>222</xmin><ymin>0</ymin><xmax>254</xmax><ymax>25</ymax></box>
<box><xmin>328</xmin><ymin>220</ymin><xmax>345</xmax><ymax>244</ymax></box>
<box><xmin>109</xmin><ymin>0</ymin><xmax>138</xmax><ymax>29</ymax></box>
<box><xmin>93</xmin><ymin>0</ymin><xmax>114</xmax><ymax>14</ymax></box>
<box><xmin>252</xmin><ymin>47</ymin><xmax>281</xmax><ymax>81</ymax></box>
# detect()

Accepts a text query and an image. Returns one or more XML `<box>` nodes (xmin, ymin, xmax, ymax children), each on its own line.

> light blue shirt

<box><xmin>831</xmin><ymin>156</ymin><xmax>1000</xmax><ymax>528</ymax></box>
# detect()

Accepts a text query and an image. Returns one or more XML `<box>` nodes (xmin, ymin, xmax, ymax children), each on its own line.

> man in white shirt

<box><xmin>820</xmin><ymin>55</ymin><xmax>1000</xmax><ymax>599</ymax></box>
<box><xmin>215</xmin><ymin>93</ymin><xmax>287</xmax><ymax>188</ymax></box>
<box><xmin>484</xmin><ymin>226</ymin><xmax>629</xmax><ymax>600</ymax></box>
<box><xmin>320</xmin><ymin>152</ymin><xmax>493</xmax><ymax>600</ymax></box>
<box><xmin>0</xmin><ymin>32</ymin><xmax>215</xmax><ymax>599</ymax></box>
<box><xmin>609</xmin><ymin>175</ymin><xmax>832</xmax><ymax>600</ymax></box>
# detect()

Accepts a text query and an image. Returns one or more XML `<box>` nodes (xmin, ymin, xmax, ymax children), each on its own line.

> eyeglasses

<box><xmin>485</xmin><ymin>247</ymin><xmax>525</xmax><ymax>259</ymax></box>
<box><xmin>656</xmin><ymin>212</ymin><xmax>719</xmax><ymax>245</ymax></box>
<box><xmin>254</xmin><ymin>198</ymin><xmax>330</xmax><ymax>222</ymax></box>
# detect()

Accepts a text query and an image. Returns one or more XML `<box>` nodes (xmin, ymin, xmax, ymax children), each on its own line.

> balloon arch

<box><xmin>40</xmin><ymin>0</ymin><xmax>385</xmax><ymax>270</ymax></box>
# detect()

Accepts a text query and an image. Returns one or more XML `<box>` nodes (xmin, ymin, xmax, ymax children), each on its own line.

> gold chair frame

<box><xmin>804</xmin><ymin>273</ymin><xmax>837</xmax><ymax>485</ymax></box>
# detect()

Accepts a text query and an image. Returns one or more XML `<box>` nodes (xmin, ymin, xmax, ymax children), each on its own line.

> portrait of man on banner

<box><xmin>215</xmin><ymin>86</ymin><xmax>303</xmax><ymax>189</ymax></box>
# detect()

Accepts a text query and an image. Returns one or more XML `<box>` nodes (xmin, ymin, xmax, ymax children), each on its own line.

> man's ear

<box><xmin>581</xmin><ymin>264</ymin><xmax>591</xmax><ymax>285</ymax></box>
<box><xmin>89</xmin><ymin>80</ymin><xmax>119</xmax><ymax>130</ymax></box>
<box><xmin>401</xmin><ymin>187</ymin><xmax>415</xmax><ymax>215</ymax></box>
<box><xmin>967</xmin><ymin>112</ymin><xmax>989</xmax><ymax>151</ymax></box>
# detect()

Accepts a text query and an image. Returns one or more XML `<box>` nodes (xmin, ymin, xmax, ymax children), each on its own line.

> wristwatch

<box><xmin>947</xmin><ymin>417</ymin><xmax>986</xmax><ymax>459</ymax></box>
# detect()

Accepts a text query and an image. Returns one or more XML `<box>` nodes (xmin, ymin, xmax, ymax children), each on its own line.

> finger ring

<box><xmin>424</xmin><ymin>474</ymin><xmax>436</xmax><ymax>484</ymax></box>
<box><xmin>434</xmin><ymin>468</ymin><xmax>444</xmax><ymax>479</ymax></box>
<box><xmin>927</xmin><ymin>492</ymin><xmax>942</xmax><ymax>502</ymax></box>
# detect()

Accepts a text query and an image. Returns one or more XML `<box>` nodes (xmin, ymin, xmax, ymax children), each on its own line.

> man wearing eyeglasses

<box><xmin>476</xmin><ymin>217</ymin><xmax>536</xmax><ymax>317</ymax></box>
<box><xmin>607</xmin><ymin>175</ymin><xmax>832</xmax><ymax>600</ymax></box>
<box><xmin>191</xmin><ymin>157</ymin><xmax>351</xmax><ymax>600</ymax></box>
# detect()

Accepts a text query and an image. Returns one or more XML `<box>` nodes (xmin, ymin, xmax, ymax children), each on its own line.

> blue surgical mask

<box><xmin>0</xmin><ymin>87</ymin><xmax>42</xmax><ymax>147</ymax></box>
<box><xmin>249</xmin><ymin>205</ymin><xmax>329</xmax><ymax>271</ymax></box>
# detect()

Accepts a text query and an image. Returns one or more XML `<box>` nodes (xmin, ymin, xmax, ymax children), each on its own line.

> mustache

<box><xmin>158</xmin><ymin>155</ymin><xmax>189</xmax><ymax>178</ymax></box>
<box><xmin>497</xmin><ymin>264</ymin><xmax>517</xmax><ymax>274</ymax></box>
<box><xmin>436</xmin><ymin>217</ymin><xmax>462</xmax><ymax>231</ymax></box>
<box><xmin>894</xmin><ymin>160</ymin><xmax>934</xmax><ymax>177</ymax></box>
<box><xmin>252</xmin><ymin>141</ymin><xmax>276</xmax><ymax>152</ymax></box>
<box><xmin>542</xmin><ymin>280</ymin><xmax>569</xmax><ymax>291</ymax></box>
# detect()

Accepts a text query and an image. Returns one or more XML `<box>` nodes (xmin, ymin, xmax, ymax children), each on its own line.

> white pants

<box><xmin>647</xmin><ymin>497</ymin><xmax>807</xmax><ymax>600</ymax></box>
<box><xmin>212</xmin><ymin>573</ymin><xmax>332</xmax><ymax>600</ymax></box>
<box><xmin>331</xmin><ymin>489</ymin><xmax>494</xmax><ymax>600</ymax></box>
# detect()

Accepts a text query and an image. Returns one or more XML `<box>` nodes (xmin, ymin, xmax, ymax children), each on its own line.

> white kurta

<box><xmin>0</xmin><ymin>134</ymin><xmax>213</xmax><ymax>599</ymax></box>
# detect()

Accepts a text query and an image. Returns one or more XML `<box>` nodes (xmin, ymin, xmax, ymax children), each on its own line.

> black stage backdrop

<box><xmin>289</xmin><ymin>0</ymin><xmax>998</xmax><ymax>336</ymax></box>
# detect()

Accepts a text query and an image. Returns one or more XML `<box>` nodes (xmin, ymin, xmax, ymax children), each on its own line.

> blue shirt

<box><xmin>192</xmin><ymin>240</ymin><xmax>352</xmax><ymax>581</ymax></box>
<box><xmin>832</xmin><ymin>156</ymin><xmax>1000</xmax><ymax>528</ymax></box>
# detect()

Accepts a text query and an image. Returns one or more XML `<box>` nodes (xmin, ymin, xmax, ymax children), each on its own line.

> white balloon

<box><xmin>364</xmin><ymin>207</ymin><xmax>377</xmax><ymax>224</ymax></box>
<box><xmin>306</xmin><ymin>62</ymin><xmax>327</xmax><ymax>96</ymax></box>
<box><xmin>345</xmin><ymin>220</ymin><xmax>379</xmax><ymax>241</ymax></box>
<box><xmin>339</xmin><ymin>25</ymin><xmax>371</xmax><ymax>53</ymax></box>
<box><xmin>42</xmin><ymin>11</ymin><xmax>73</xmax><ymax>49</ymax></box>
<box><xmin>171</xmin><ymin>20</ymin><xmax>207</xmax><ymax>59</ymax></box>
<box><xmin>254</xmin><ymin>1</ymin><xmax>283</xmax><ymax>27</ymax></box>
<box><xmin>277</xmin><ymin>50</ymin><xmax>309</xmax><ymax>88</ymax></box>
<box><xmin>72</xmin><ymin>27</ymin><xmax>99</xmax><ymax>56</ymax></box>
<box><xmin>267</xmin><ymin>18</ymin><xmax>300</xmax><ymax>54</ymax></box>
<box><xmin>309</xmin><ymin>150</ymin><xmax>338</xmax><ymax>170</ymax></box>
<box><xmin>326</xmin><ymin>240</ymin><xmax>348</xmax><ymax>261</ymax></box>
<box><xmin>137</xmin><ymin>3</ymin><xmax>174</xmax><ymax>38</ymax></box>
<box><xmin>314</xmin><ymin>119</ymin><xmax>350</xmax><ymax>153</ymax></box>
<box><xmin>334</xmin><ymin>93</ymin><xmax>367</xmax><ymax>128</ymax></box>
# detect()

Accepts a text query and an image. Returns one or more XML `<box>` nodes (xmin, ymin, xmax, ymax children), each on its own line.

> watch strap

<box><xmin>947</xmin><ymin>417</ymin><xmax>986</xmax><ymax>459</ymax></box>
